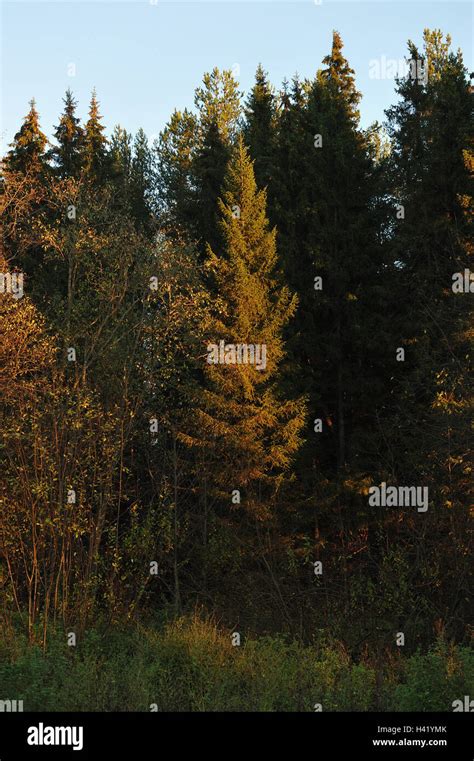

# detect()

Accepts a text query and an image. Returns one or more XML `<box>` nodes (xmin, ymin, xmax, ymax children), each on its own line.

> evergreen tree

<box><xmin>109</xmin><ymin>125</ymin><xmax>132</xmax><ymax>183</ymax></box>
<box><xmin>192</xmin><ymin>119</ymin><xmax>230</xmax><ymax>255</ymax></box>
<box><xmin>82</xmin><ymin>89</ymin><xmax>108</xmax><ymax>182</ymax></box>
<box><xmin>5</xmin><ymin>99</ymin><xmax>48</xmax><ymax>174</ymax></box>
<box><xmin>155</xmin><ymin>108</ymin><xmax>198</xmax><ymax>235</ymax></box>
<box><xmin>320</xmin><ymin>30</ymin><xmax>360</xmax><ymax>123</ymax></box>
<box><xmin>181</xmin><ymin>138</ymin><xmax>306</xmax><ymax>520</ymax></box>
<box><xmin>49</xmin><ymin>89</ymin><xmax>83</xmax><ymax>177</ymax></box>
<box><xmin>384</xmin><ymin>28</ymin><xmax>472</xmax><ymax>522</ymax></box>
<box><xmin>130</xmin><ymin>128</ymin><xmax>154</xmax><ymax>230</ymax></box>
<box><xmin>2</xmin><ymin>100</ymin><xmax>50</xmax><ymax>289</ymax></box>
<box><xmin>194</xmin><ymin>67</ymin><xmax>241</xmax><ymax>142</ymax></box>
<box><xmin>243</xmin><ymin>64</ymin><xmax>277</xmax><ymax>199</ymax></box>
<box><xmin>156</xmin><ymin>69</ymin><xmax>241</xmax><ymax>252</ymax></box>
<box><xmin>268</xmin><ymin>36</ymin><xmax>394</xmax><ymax>593</ymax></box>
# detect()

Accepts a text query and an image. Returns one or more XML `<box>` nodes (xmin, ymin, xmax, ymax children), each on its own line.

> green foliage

<box><xmin>0</xmin><ymin>618</ymin><xmax>470</xmax><ymax>712</ymax></box>
<box><xmin>181</xmin><ymin>138</ymin><xmax>307</xmax><ymax>519</ymax></box>
<box><xmin>49</xmin><ymin>89</ymin><xmax>83</xmax><ymax>178</ymax></box>
<box><xmin>82</xmin><ymin>90</ymin><xmax>108</xmax><ymax>183</ymax></box>
<box><xmin>0</xmin><ymin>27</ymin><xmax>472</xmax><ymax>695</ymax></box>
<box><xmin>389</xmin><ymin>640</ymin><xmax>474</xmax><ymax>711</ymax></box>
<box><xmin>5</xmin><ymin>99</ymin><xmax>48</xmax><ymax>174</ymax></box>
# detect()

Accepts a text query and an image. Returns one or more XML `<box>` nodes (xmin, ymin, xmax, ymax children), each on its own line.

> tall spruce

<box><xmin>181</xmin><ymin>138</ymin><xmax>306</xmax><ymax>520</ymax></box>
<box><xmin>49</xmin><ymin>89</ymin><xmax>83</xmax><ymax>177</ymax></box>
<box><xmin>384</xmin><ymin>29</ymin><xmax>472</xmax><ymax>508</ymax></box>
<box><xmin>244</xmin><ymin>64</ymin><xmax>277</xmax><ymax>202</ymax></box>
<box><xmin>82</xmin><ymin>89</ymin><xmax>108</xmax><ymax>182</ymax></box>
<box><xmin>5</xmin><ymin>99</ymin><xmax>48</xmax><ymax>175</ymax></box>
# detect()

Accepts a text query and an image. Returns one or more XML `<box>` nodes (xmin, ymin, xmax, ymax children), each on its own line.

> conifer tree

<box><xmin>109</xmin><ymin>125</ymin><xmax>132</xmax><ymax>182</ymax></box>
<box><xmin>181</xmin><ymin>138</ymin><xmax>306</xmax><ymax>519</ymax></box>
<box><xmin>385</xmin><ymin>29</ymin><xmax>472</xmax><ymax>493</ymax></box>
<box><xmin>194</xmin><ymin>67</ymin><xmax>241</xmax><ymax>143</ymax></box>
<box><xmin>130</xmin><ymin>128</ymin><xmax>154</xmax><ymax>230</ymax></box>
<box><xmin>82</xmin><ymin>89</ymin><xmax>108</xmax><ymax>182</ymax></box>
<box><xmin>320</xmin><ymin>30</ymin><xmax>360</xmax><ymax>123</ymax></box>
<box><xmin>192</xmin><ymin>119</ymin><xmax>230</xmax><ymax>255</ymax></box>
<box><xmin>267</xmin><ymin>36</ymin><xmax>393</xmax><ymax>590</ymax></box>
<box><xmin>272</xmin><ymin>34</ymin><xmax>387</xmax><ymax>475</ymax></box>
<box><xmin>156</xmin><ymin>69</ymin><xmax>241</xmax><ymax>252</ymax></box>
<box><xmin>5</xmin><ymin>99</ymin><xmax>48</xmax><ymax>175</ymax></box>
<box><xmin>155</xmin><ymin>108</ymin><xmax>198</xmax><ymax>235</ymax></box>
<box><xmin>49</xmin><ymin>89</ymin><xmax>83</xmax><ymax>177</ymax></box>
<box><xmin>243</xmin><ymin>64</ymin><xmax>277</xmax><ymax>199</ymax></box>
<box><xmin>2</xmin><ymin>100</ymin><xmax>50</xmax><ymax>286</ymax></box>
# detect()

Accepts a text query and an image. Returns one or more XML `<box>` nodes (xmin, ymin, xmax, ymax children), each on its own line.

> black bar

<box><xmin>0</xmin><ymin>712</ymin><xmax>472</xmax><ymax>759</ymax></box>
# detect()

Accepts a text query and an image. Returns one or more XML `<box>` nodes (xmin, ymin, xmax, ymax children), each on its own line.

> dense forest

<box><xmin>0</xmin><ymin>28</ymin><xmax>472</xmax><ymax>711</ymax></box>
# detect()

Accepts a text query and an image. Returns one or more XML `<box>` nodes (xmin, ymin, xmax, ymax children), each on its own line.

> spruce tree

<box><xmin>268</xmin><ymin>36</ymin><xmax>393</xmax><ymax>589</ymax></box>
<box><xmin>156</xmin><ymin>69</ymin><xmax>241</xmax><ymax>252</ymax></box>
<box><xmin>194</xmin><ymin>67</ymin><xmax>241</xmax><ymax>142</ymax></box>
<box><xmin>384</xmin><ymin>29</ymin><xmax>472</xmax><ymax>497</ymax></box>
<box><xmin>181</xmin><ymin>138</ymin><xmax>306</xmax><ymax>520</ymax></box>
<box><xmin>5</xmin><ymin>99</ymin><xmax>48</xmax><ymax>175</ymax></box>
<box><xmin>155</xmin><ymin>108</ymin><xmax>198</xmax><ymax>236</ymax></box>
<box><xmin>49</xmin><ymin>89</ymin><xmax>83</xmax><ymax>177</ymax></box>
<box><xmin>244</xmin><ymin>64</ymin><xmax>277</xmax><ymax>200</ymax></box>
<box><xmin>109</xmin><ymin>125</ymin><xmax>132</xmax><ymax>182</ymax></box>
<box><xmin>192</xmin><ymin>119</ymin><xmax>230</xmax><ymax>255</ymax></box>
<box><xmin>82</xmin><ymin>89</ymin><xmax>108</xmax><ymax>182</ymax></box>
<box><xmin>130</xmin><ymin>128</ymin><xmax>154</xmax><ymax>230</ymax></box>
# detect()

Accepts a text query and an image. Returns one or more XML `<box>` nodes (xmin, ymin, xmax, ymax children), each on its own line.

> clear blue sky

<box><xmin>1</xmin><ymin>0</ymin><xmax>472</xmax><ymax>150</ymax></box>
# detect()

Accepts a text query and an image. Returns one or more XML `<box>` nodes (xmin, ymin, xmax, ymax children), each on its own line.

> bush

<box><xmin>0</xmin><ymin>617</ymin><xmax>471</xmax><ymax>712</ymax></box>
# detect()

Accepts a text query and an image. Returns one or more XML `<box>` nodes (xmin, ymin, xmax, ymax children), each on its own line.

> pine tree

<box><xmin>181</xmin><ymin>138</ymin><xmax>306</xmax><ymax>520</ymax></box>
<box><xmin>5</xmin><ymin>99</ymin><xmax>48</xmax><ymax>174</ymax></box>
<box><xmin>82</xmin><ymin>89</ymin><xmax>108</xmax><ymax>182</ymax></box>
<box><xmin>49</xmin><ymin>89</ymin><xmax>83</xmax><ymax>177</ymax></box>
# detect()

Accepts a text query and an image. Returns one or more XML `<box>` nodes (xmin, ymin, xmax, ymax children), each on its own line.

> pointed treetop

<box><xmin>6</xmin><ymin>98</ymin><xmax>48</xmax><ymax>173</ymax></box>
<box><xmin>82</xmin><ymin>89</ymin><xmax>108</xmax><ymax>181</ymax></box>
<box><xmin>319</xmin><ymin>30</ymin><xmax>361</xmax><ymax>122</ymax></box>
<box><xmin>50</xmin><ymin>89</ymin><xmax>83</xmax><ymax>177</ymax></box>
<box><xmin>213</xmin><ymin>136</ymin><xmax>277</xmax><ymax>277</ymax></box>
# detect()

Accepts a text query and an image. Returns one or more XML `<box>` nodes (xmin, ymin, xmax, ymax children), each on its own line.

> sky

<box><xmin>1</xmin><ymin>0</ymin><xmax>472</xmax><ymax>151</ymax></box>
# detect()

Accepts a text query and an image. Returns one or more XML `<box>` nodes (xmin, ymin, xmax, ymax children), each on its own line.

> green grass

<box><xmin>0</xmin><ymin>615</ymin><xmax>472</xmax><ymax>711</ymax></box>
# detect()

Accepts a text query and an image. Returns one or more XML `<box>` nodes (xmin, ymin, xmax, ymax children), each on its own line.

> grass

<box><xmin>0</xmin><ymin>614</ymin><xmax>472</xmax><ymax>711</ymax></box>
